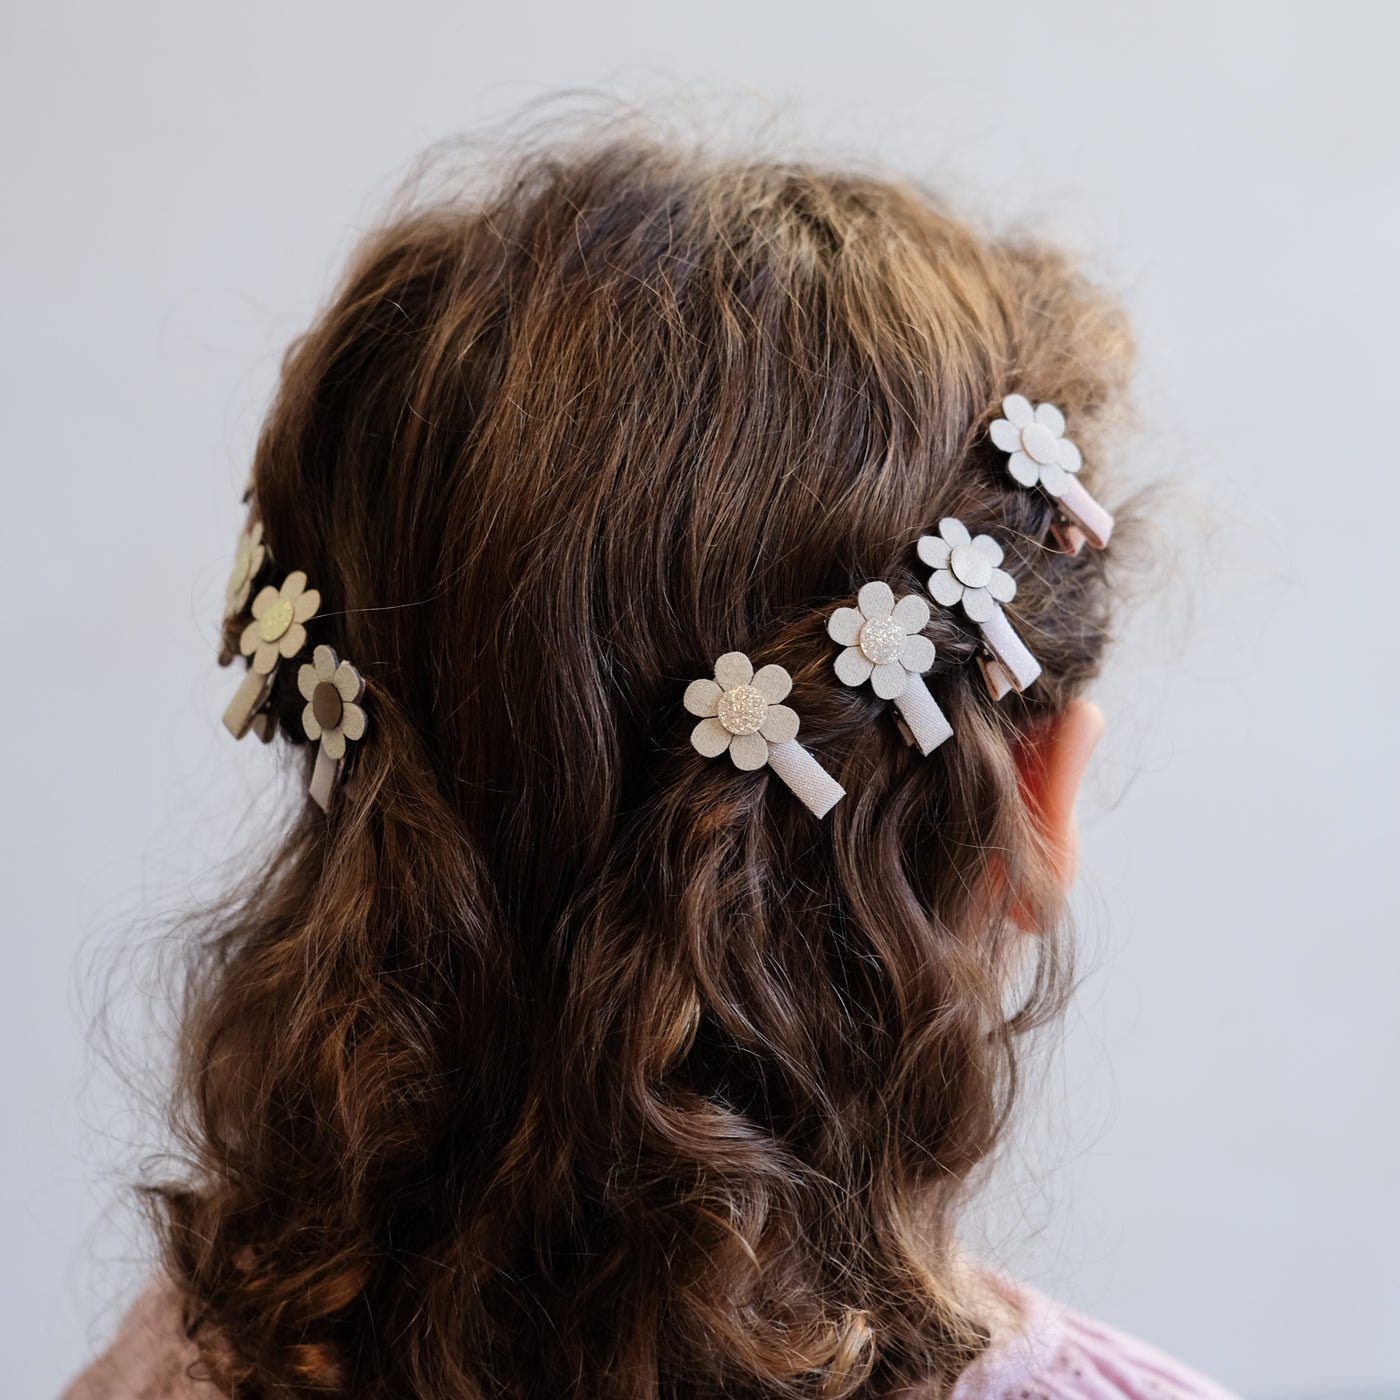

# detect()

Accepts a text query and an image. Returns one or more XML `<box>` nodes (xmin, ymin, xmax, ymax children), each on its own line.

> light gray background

<box><xmin>3</xmin><ymin>3</ymin><xmax>1395</xmax><ymax>1398</ymax></box>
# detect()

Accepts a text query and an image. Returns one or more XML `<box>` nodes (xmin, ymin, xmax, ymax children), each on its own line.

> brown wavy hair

<box><xmin>153</xmin><ymin>131</ymin><xmax>1135</xmax><ymax>1400</ymax></box>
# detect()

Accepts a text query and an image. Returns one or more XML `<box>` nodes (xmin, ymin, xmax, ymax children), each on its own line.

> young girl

<box><xmin>65</xmin><ymin>134</ymin><xmax>1238</xmax><ymax>1400</ymax></box>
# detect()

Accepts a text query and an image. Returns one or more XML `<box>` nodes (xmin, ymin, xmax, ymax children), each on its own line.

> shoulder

<box><xmin>951</xmin><ymin>1279</ymin><xmax>1243</xmax><ymax>1400</ymax></box>
<box><xmin>60</xmin><ymin>1281</ymin><xmax>212</xmax><ymax>1400</ymax></box>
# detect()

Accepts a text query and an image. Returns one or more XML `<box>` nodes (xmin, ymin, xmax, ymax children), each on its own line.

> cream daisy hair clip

<box><xmin>989</xmin><ymin>394</ymin><xmax>1114</xmax><ymax>552</ymax></box>
<box><xmin>298</xmin><ymin>644</ymin><xmax>367</xmax><ymax>810</ymax></box>
<box><xmin>917</xmin><ymin>518</ymin><xmax>1041</xmax><ymax>699</ymax></box>
<box><xmin>684</xmin><ymin>651</ymin><xmax>845</xmax><ymax>819</ymax></box>
<box><xmin>222</xmin><ymin>568</ymin><xmax>322</xmax><ymax>739</ymax></box>
<box><xmin>827</xmin><ymin>583</ymin><xmax>952</xmax><ymax>755</ymax></box>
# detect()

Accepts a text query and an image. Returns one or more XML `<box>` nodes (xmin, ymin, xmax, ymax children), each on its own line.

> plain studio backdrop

<box><xmin>2</xmin><ymin>2</ymin><xmax>1396</xmax><ymax>1397</ymax></box>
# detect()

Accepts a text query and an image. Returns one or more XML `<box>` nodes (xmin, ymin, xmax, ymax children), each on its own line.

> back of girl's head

<box><xmin>163</xmin><ymin>132</ymin><xmax>1134</xmax><ymax>1399</ymax></box>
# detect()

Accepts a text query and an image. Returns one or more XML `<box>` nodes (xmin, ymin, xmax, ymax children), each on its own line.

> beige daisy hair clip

<box><xmin>989</xmin><ymin>394</ymin><xmax>1114</xmax><ymax>553</ymax></box>
<box><xmin>827</xmin><ymin>583</ymin><xmax>953</xmax><ymax>755</ymax></box>
<box><xmin>684</xmin><ymin>651</ymin><xmax>845</xmax><ymax>819</ymax></box>
<box><xmin>222</xmin><ymin>569</ymin><xmax>322</xmax><ymax>739</ymax></box>
<box><xmin>224</xmin><ymin>518</ymin><xmax>265</xmax><ymax>621</ymax></box>
<box><xmin>298</xmin><ymin>645</ymin><xmax>367</xmax><ymax>810</ymax></box>
<box><xmin>917</xmin><ymin>518</ymin><xmax>1041</xmax><ymax>700</ymax></box>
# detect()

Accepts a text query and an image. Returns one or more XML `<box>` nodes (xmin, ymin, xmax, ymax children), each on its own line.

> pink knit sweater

<box><xmin>62</xmin><ymin>1276</ymin><xmax>1242</xmax><ymax>1400</ymax></box>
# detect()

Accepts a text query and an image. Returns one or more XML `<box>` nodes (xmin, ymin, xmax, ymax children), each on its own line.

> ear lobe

<box><xmin>1014</xmin><ymin>699</ymin><xmax>1105</xmax><ymax>895</ymax></box>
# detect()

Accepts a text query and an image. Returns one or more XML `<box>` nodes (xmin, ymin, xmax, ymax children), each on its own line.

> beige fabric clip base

<box><xmin>309</xmin><ymin>746</ymin><xmax>341</xmax><ymax>812</ymax></box>
<box><xmin>223</xmin><ymin>668</ymin><xmax>272</xmax><ymax>739</ymax></box>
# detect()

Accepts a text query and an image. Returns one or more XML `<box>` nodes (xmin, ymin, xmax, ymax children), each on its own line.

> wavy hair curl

<box><xmin>153</xmin><ymin>132</ymin><xmax>1135</xmax><ymax>1400</ymax></box>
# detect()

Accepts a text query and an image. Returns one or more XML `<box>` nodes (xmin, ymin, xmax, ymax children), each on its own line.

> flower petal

<box><xmin>1034</xmin><ymin>401</ymin><xmax>1066</xmax><ymax>436</ymax></box>
<box><xmin>252</xmin><ymin>641</ymin><xmax>279</xmax><ymax>675</ymax></box>
<box><xmin>962</xmin><ymin>587</ymin><xmax>995</xmax><ymax>624</ymax></box>
<box><xmin>1057</xmin><ymin>437</ymin><xmax>1082</xmax><ymax>474</ymax></box>
<box><xmin>278</xmin><ymin>622</ymin><xmax>307</xmax><ymax>659</ymax></box>
<box><xmin>321</xmin><ymin>728</ymin><xmax>347</xmax><ymax>761</ymax></box>
<box><xmin>301</xmin><ymin>703</ymin><xmax>322</xmax><ymax>741</ymax></box>
<box><xmin>334</xmin><ymin>661</ymin><xmax>364</xmax><ymax>702</ymax></box>
<box><xmin>250</xmin><ymin>585</ymin><xmax>278</xmax><ymax>621</ymax></box>
<box><xmin>917</xmin><ymin>534</ymin><xmax>951</xmax><ymax>569</ymax></box>
<box><xmin>728</xmin><ymin>732</ymin><xmax>768</xmax><ymax>771</ymax></box>
<box><xmin>939</xmin><ymin>517</ymin><xmax>971</xmax><ymax>548</ymax></box>
<box><xmin>298</xmin><ymin>662</ymin><xmax>319</xmax><ymax>702</ymax></box>
<box><xmin>834</xmin><ymin>646</ymin><xmax>874</xmax><ymax>687</ymax></box>
<box><xmin>339</xmin><ymin>703</ymin><xmax>367</xmax><ymax>742</ymax></box>
<box><xmin>871</xmin><ymin>661</ymin><xmax>908</xmax><ymax>700</ymax></box>
<box><xmin>240</xmin><ymin>619</ymin><xmax>262</xmax><ymax>656</ymax></box>
<box><xmin>713</xmin><ymin>652</ymin><xmax>753</xmax><ymax>690</ymax></box>
<box><xmin>987</xmin><ymin>568</ymin><xmax>1018</xmax><ymax>604</ymax></box>
<box><xmin>891</xmin><ymin>593</ymin><xmax>930</xmax><ymax>635</ymax></box>
<box><xmin>857</xmin><ymin>580</ymin><xmax>895</xmax><ymax>620</ymax></box>
<box><xmin>1006</xmin><ymin>451</ymin><xmax>1041</xmax><ymax>488</ymax></box>
<box><xmin>827</xmin><ymin>607</ymin><xmax>864</xmax><ymax>646</ymax></box>
<box><xmin>280</xmin><ymin>570</ymin><xmax>308</xmax><ymax>601</ymax></box>
<box><xmin>988</xmin><ymin>418</ymin><xmax>1022</xmax><ymax>452</ymax></box>
<box><xmin>971</xmin><ymin>534</ymin><xmax>1004</xmax><ymax>568</ymax></box>
<box><xmin>751</xmin><ymin>664</ymin><xmax>792</xmax><ymax>704</ymax></box>
<box><xmin>684</xmin><ymin>678</ymin><xmax>723</xmax><ymax>717</ymax></box>
<box><xmin>307</xmin><ymin>644</ymin><xmax>333</xmax><ymax>680</ymax></box>
<box><xmin>928</xmin><ymin>569</ymin><xmax>964</xmax><ymax>608</ymax></box>
<box><xmin>900</xmin><ymin>633</ymin><xmax>936</xmax><ymax>673</ymax></box>
<box><xmin>690</xmin><ymin>716</ymin><xmax>732</xmax><ymax>758</ymax></box>
<box><xmin>1002</xmin><ymin>394</ymin><xmax>1034</xmax><ymax>427</ymax></box>
<box><xmin>294</xmin><ymin>588</ymin><xmax>321</xmax><ymax>624</ymax></box>
<box><xmin>1038</xmin><ymin>460</ymin><xmax>1069</xmax><ymax>498</ymax></box>
<box><xmin>759</xmin><ymin>704</ymin><xmax>799</xmax><ymax>744</ymax></box>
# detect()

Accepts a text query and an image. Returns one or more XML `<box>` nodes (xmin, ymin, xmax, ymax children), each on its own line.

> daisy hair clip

<box><xmin>298</xmin><ymin>645</ymin><xmax>368</xmax><ymax>811</ymax></box>
<box><xmin>917</xmin><ymin>518</ymin><xmax>1041</xmax><ymax>700</ymax></box>
<box><xmin>826</xmin><ymin>582</ymin><xmax>953</xmax><ymax>755</ymax></box>
<box><xmin>684</xmin><ymin>651</ymin><xmax>845</xmax><ymax>819</ymax></box>
<box><xmin>989</xmin><ymin>394</ymin><xmax>1114</xmax><ymax>553</ymax></box>
<box><xmin>218</xmin><ymin>506</ymin><xmax>369</xmax><ymax>811</ymax></box>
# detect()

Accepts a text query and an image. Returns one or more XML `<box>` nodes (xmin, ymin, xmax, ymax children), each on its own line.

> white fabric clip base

<box><xmin>893</xmin><ymin>673</ymin><xmax>954</xmax><ymax>755</ymax></box>
<box><xmin>979</xmin><ymin>606</ymin><xmax>1041</xmax><ymax>693</ymax></box>
<box><xmin>1056</xmin><ymin>476</ymin><xmax>1114</xmax><ymax>550</ymax></box>
<box><xmin>765</xmin><ymin>740</ymin><xmax>846</xmax><ymax>819</ymax></box>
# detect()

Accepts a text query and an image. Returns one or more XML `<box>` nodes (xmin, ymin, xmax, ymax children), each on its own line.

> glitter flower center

<box><xmin>950</xmin><ymin>543</ymin><xmax>992</xmax><ymax>589</ymax></box>
<box><xmin>258</xmin><ymin>596</ymin><xmax>295</xmax><ymax>642</ymax></box>
<box><xmin>717</xmin><ymin>685</ymin><xmax>768</xmax><ymax>736</ymax></box>
<box><xmin>859</xmin><ymin>616</ymin><xmax>905</xmax><ymax>665</ymax></box>
<box><xmin>312</xmin><ymin>681</ymin><xmax>343</xmax><ymax>730</ymax></box>
<box><xmin>1021</xmin><ymin>423</ymin><xmax>1058</xmax><ymax>465</ymax></box>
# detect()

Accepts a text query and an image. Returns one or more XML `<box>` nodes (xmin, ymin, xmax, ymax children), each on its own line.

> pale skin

<box><xmin>1018</xmin><ymin>698</ymin><xmax>1107</xmax><ymax>895</ymax></box>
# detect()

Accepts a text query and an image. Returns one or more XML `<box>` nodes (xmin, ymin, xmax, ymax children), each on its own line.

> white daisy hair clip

<box><xmin>684</xmin><ymin>651</ymin><xmax>845</xmax><ymax>819</ymax></box>
<box><xmin>917</xmin><ymin>518</ymin><xmax>1041</xmax><ymax>699</ymax></box>
<box><xmin>298</xmin><ymin>644</ymin><xmax>368</xmax><ymax>810</ymax></box>
<box><xmin>827</xmin><ymin>583</ymin><xmax>953</xmax><ymax>755</ymax></box>
<box><xmin>989</xmin><ymin>394</ymin><xmax>1114</xmax><ymax>553</ymax></box>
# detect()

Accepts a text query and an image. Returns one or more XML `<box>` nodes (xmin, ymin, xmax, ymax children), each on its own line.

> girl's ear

<box><xmin>1014</xmin><ymin>698</ymin><xmax>1105</xmax><ymax>893</ymax></box>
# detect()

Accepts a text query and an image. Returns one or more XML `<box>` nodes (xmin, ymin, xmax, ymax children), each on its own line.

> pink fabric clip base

<box><xmin>1055</xmin><ymin>476</ymin><xmax>1113</xmax><ymax>550</ymax></box>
